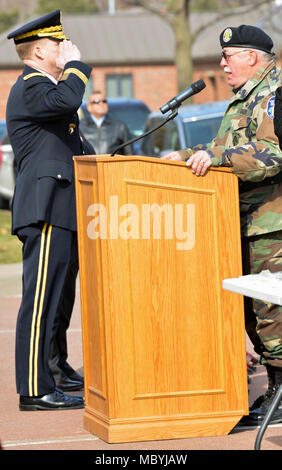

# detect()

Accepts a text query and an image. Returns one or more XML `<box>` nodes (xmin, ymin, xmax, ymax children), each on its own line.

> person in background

<box><xmin>79</xmin><ymin>91</ymin><xmax>133</xmax><ymax>155</ymax></box>
<box><xmin>6</xmin><ymin>10</ymin><xmax>93</xmax><ymax>410</ymax></box>
<box><xmin>163</xmin><ymin>24</ymin><xmax>282</xmax><ymax>426</ymax></box>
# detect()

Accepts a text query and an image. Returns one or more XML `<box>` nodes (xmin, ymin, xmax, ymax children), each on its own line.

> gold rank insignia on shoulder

<box><xmin>68</xmin><ymin>123</ymin><xmax>76</xmax><ymax>134</ymax></box>
<box><xmin>60</xmin><ymin>68</ymin><xmax>88</xmax><ymax>85</ymax></box>
<box><xmin>23</xmin><ymin>73</ymin><xmax>46</xmax><ymax>81</ymax></box>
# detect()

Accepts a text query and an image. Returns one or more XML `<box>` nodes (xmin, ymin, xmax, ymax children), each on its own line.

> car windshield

<box><xmin>183</xmin><ymin>115</ymin><xmax>223</xmax><ymax>147</ymax></box>
<box><xmin>108</xmin><ymin>106</ymin><xmax>150</xmax><ymax>137</ymax></box>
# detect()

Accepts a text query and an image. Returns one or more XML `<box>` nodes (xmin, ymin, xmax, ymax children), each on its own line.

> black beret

<box><xmin>7</xmin><ymin>9</ymin><xmax>69</xmax><ymax>44</ymax></box>
<box><xmin>220</xmin><ymin>25</ymin><xmax>273</xmax><ymax>54</ymax></box>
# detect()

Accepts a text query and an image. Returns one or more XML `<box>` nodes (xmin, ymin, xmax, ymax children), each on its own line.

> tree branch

<box><xmin>121</xmin><ymin>0</ymin><xmax>173</xmax><ymax>25</ymax></box>
<box><xmin>191</xmin><ymin>0</ymin><xmax>274</xmax><ymax>43</ymax></box>
<box><xmin>121</xmin><ymin>0</ymin><xmax>274</xmax><ymax>37</ymax></box>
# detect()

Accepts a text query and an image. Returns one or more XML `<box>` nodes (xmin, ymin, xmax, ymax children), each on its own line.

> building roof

<box><xmin>0</xmin><ymin>5</ymin><xmax>280</xmax><ymax>68</ymax></box>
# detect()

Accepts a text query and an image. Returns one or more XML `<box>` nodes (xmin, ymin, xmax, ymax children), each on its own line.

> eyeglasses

<box><xmin>89</xmin><ymin>99</ymin><xmax>107</xmax><ymax>104</ymax></box>
<box><xmin>221</xmin><ymin>49</ymin><xmax>250</xmax><ymax>61</ymax></box>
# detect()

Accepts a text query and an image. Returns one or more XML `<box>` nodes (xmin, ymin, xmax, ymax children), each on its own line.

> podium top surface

<box><xmin>73</xmin><ymin>154</ymin><xmax>233</xmax><ymax>174</ymax></box>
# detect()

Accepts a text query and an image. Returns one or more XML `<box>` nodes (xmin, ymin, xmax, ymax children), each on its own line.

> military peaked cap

<box><xmin>220</xmin><ymin>25</ymin><xmax>273</xmax><ymax>54</ymax></box>
<box><xmin>7</xmin><ymin>9</ymin><xmax>69</xmax><ymax>44</ymax></box>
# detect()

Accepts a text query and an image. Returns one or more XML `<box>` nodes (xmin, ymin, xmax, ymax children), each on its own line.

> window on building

<box><xmin>106</xmin><ymin>74</ymin><xmax>133</xmax><ymax>98</ymax></box>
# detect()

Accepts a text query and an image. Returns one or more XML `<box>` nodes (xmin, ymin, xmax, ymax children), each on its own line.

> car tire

<box><xmin>0</xmin><ymin>194</ymin><xmax>9</xmax><ymax>210</ymax></box>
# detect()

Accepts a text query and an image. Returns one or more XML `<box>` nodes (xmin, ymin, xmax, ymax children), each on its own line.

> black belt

<box><xmin>239</xmin><ymin>171</ymin><xmax>282</xmax><ymax>193</ymax></box>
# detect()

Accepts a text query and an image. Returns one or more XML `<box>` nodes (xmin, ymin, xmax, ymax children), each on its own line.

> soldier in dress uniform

<box><xmin>6</xmin><ymin>10</ymin><xmax>94</xmax><ymax>410</ymax></box>
<box><xmin>163</xmin><ymin>25</ymin><xmax>282</xmax><ymax>426</ymax></box>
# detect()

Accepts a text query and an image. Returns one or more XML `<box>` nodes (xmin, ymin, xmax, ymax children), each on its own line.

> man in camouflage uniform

<box><xmin>164</xmin><ymin>25</ymin><xmax>282</xmax><ymax>426</ymax></box>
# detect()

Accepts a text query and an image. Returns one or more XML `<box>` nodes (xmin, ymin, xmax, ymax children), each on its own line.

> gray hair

<box><xmin>256</xmin><ymin>49</ymin><xmax>275</xmax><ymax>63</ymax></box>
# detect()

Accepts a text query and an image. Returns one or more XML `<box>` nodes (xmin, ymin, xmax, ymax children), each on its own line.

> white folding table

<box><xmin>223</xmin><ymin>271</ymin><xmax>282</xmax><ymax>450</ymax></box>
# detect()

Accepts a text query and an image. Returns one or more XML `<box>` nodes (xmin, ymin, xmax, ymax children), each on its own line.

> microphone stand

<box><xmin>110</xmin><ymin>109</ymin><xmax>179</xmax><ymax>157</ymax></box>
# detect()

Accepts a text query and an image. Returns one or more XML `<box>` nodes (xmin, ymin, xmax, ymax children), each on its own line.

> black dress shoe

<box><xmin>238</xmin><ymin>399</ymin><xmax>282</xmax><ymax>427</ymax></box>
<box><xmin>19</xmin><ymin>387</ymin><xmax>84</xmax><ymax>411</ymax></box>
<box><xmin>238</xmin><ymin>365</ymin><xmax>282</xmax><ymax>427</ymax></box>
<box><xmin>57</xmin><ymin>375</ymin><xmax>84</xmax><ymax>391</ymax></box>
<box><xmin>238</xmin><ymin>406</ymin><xmax>282</xmax><ymax>427</ymax></box>
<box><xmin>68</xmin><ymin>370</ymin><xmax>84</xmax><ymax>383</ymax></box>
<box><xmin>57</xmin><ymin>370</ymin><xmax>84</xmax><ymax>391</ymax></box>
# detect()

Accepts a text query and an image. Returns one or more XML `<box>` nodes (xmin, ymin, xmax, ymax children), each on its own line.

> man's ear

<box><xmin>33</xmin><ymin>44</ymin><xmax>45</xmax><ymax>60</ymax></box>
<box><xmin>248</xmin><ymin>50</ymin><xmax>258</xmax><ymax>66</ymax></box>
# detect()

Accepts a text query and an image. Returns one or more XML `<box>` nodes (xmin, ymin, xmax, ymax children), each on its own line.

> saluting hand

<box><xmin>56</xmin><ymin>40</ymin><xmax>81</xmax><ymax>70</ymax></box>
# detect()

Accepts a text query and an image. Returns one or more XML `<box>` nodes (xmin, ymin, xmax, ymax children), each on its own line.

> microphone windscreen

<box><xmin>193</xmin><ymin>80</ymin><xmax>206</xmax><ymax>93</ymax></box>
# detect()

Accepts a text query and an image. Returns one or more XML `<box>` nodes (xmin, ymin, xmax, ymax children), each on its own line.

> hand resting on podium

<box><xmin>161</xmin><ymin>149</ymin><xmax>212</xmax><ymax>176</ymax></box>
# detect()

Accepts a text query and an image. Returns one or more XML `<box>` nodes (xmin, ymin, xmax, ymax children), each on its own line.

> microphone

<box><xmin>160</xmin><ymin>79</ymin><xmax>206</xmax><ymax>114</ymax></box>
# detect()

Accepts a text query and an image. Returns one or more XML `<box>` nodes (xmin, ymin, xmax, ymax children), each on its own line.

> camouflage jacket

<box><xmin>185</xmin><ymin>60</ymin><xmax>282</xmax><ymax>237</ymax></box>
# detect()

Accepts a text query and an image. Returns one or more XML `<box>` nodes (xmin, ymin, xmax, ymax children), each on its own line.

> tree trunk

<box><xmin>168</xmin><ymin>0</ymin><xmax>193</xmax><ymax>92</ymax></box>
<box><xmin>122</xmin><ymin>0</ymin><xmax>274</xmax><ymax>93</ymax></box>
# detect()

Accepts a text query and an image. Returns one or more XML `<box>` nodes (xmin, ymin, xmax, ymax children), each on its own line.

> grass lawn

<box><xmin>0</xmin><ymin>210</ymin><xmax>22</xmax><ymax>264</ymax></box>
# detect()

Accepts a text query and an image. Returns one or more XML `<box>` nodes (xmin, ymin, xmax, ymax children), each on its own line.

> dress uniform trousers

<box><xmin>48</xmin><ymin>235</ymin><xmax>79</xmax><ymax>382</ymax></box>
<box><xmin>16</xmin><ymin>222</ymin><xmax>77</xmax><ymax>396</ymax></box>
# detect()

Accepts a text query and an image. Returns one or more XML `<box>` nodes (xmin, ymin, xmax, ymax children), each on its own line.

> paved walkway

<box><xmin>0</xmin><ymin>263</ymin><xmax>281</xmax><ymax>453</ymax></box>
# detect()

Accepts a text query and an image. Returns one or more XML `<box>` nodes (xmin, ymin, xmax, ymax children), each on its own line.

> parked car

<box><xmin>139</xmin><ymin>100</ymin><xmax>229</xmax><ymax>157</ymax></box>
<box><xmin>79</xmin><ymin>97</ymin><xmax>151</xmax><ymax>154</ymax></box>
<box><xmin>0</xmin><ymin>98</ymin><xmax>151</xmax><ymax>208</ymax></box>
<box><xmin>0</xmin><ymin>120</ymin><xmax>6</xmax><ymax>140</ymax></box>
<box><xmin>0</xmin><ymin>126</ymin><xmax>15</xmax><ymax>209</ymax></box>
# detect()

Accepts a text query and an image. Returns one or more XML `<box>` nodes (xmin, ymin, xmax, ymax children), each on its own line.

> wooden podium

<box><xmin>74</xmin><ymin>155</ymin><xmax>248</xmax><ymax>443</ymax></box>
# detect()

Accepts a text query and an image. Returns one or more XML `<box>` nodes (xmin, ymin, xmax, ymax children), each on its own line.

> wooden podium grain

<box><xmin>73</xmin><ymin>155</ymin><xmax>248</xmax><ymax>443</ymax></box>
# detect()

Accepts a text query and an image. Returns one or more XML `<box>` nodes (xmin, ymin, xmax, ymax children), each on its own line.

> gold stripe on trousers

<box><xmin>28</xmin><ymin>223</ymin><xmax>53</xmax><ymax>396</ymax></box>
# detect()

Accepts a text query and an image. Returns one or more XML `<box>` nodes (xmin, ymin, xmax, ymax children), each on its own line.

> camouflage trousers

<box><xmin>242</xmin><ymin>231</ymin><xmax>282</xmax><ymax>368</ymax></box>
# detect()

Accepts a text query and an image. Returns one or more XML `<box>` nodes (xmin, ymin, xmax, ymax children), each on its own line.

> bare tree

<box><xmin>121</xmin><ymin>0</ymin><xmax>276</xmax><ymax>91</ymax></box>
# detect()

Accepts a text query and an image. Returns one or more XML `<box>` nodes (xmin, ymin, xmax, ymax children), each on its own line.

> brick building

<box><xmin>0</xmin><ymin>6</ymin><xmax>280</xmax><ymax>119</ymax></box>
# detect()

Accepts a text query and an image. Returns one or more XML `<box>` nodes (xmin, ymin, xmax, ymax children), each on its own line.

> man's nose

<box><xmin>220</xmin><ymin>56</ymin><xmax>227</xmax><ymax>67</ymax></box>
